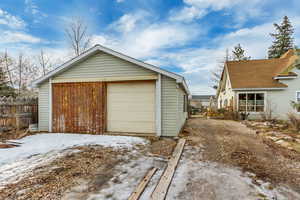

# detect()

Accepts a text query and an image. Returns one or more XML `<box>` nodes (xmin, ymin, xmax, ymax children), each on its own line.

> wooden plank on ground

<box><xmin>150</xmin><ymin>138</ymin><xmax>186</xmax><ymax>200</ymax></box>
<box><xmin>128</xmin><ymin>167</ymin><xmax>158</xmax><ymax>200</ymax></box>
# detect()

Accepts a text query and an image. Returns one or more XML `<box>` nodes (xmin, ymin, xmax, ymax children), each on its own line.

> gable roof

<box><xmin>224</xmin><ymin>49</ymin><xmax>299</xmax><ymax>90</ymax></box>
<box><xmin>32</xmin><ymin>44</ymin><xmax>190</xmax><ymax>94</ymax></box>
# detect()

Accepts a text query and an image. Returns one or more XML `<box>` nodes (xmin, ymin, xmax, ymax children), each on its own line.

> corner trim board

<box><xmin>49</xmin><ymin>78</ymin><xmax>52</xmax><ymax>132</ymax></box>
<box><xmin>156</xmin><ymin>74</ymin><xmax>162</xmax><ymax>136</ymax></box>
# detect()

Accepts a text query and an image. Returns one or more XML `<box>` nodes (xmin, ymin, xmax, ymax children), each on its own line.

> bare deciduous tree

<box><xmin>13</xmin><ymin>53</ymin><xmax>39</xmax><ymax>94</ymax></box>
<box><xmin>211</xmin><ymin>49</ymin><xmax>231</xmax><ymax>90</ymax></box>
<box><xmin>3</xmin><ymin>50</ymin><xmax>14</xmax><ymax>87</ymax></box>
<box><xmin>65</xmin><ymin>17</ymin><xmax>91</xmax><ymax>56</ymax></box>
<box><xmin>37</xmin><ymin>49</ymin><xmax>52</xmax><ymax>75</ymax></box>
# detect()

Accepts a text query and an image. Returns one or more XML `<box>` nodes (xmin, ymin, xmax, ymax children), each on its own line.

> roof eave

<box><xmin>32</xmin><ymin>44</ymin><xmax>185</xmax><ymax>89</ymax></box>
<box><xmin>232</xmin><ymin>87</ymin><xmax>287</xmax><ymax>91</ymax></box>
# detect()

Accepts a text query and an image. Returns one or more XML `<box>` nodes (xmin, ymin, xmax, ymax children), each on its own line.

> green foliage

<box><xmin>0</xmin><ymin>65</ymin><xmax>15</xmax><ymax>97</ymax></box>
<box><xmin>291</xmin><ymin>101</ymin><xmax>300</xmax><ymax>112</ymax></box>
<box><xmin>268</xmin><ymin>16</ymin><xmax>294</xmax><ymax>59</ymax></box>
<box><xmin>232</xmin><ymin>44</ymin><xmax>251</xmax><ymax>61</ymax></box>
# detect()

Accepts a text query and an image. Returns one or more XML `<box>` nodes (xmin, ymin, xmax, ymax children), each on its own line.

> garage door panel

<box><xmin>107</xmin><ymin>121</ymin><xmax>155</xmax><ymax>133</ymax></box>
<box><xmin>107</xmin><ymin>81</ymin><xmax>156</xmax><ymax>134</ymax></box>
<box><xmin>52</xmin><ymin>82</ymin><xmax>106</xmax><ymax>134</ymax></box>
<box><xmin>108</xmin><ymin>104</ymin><xmax>155</xmax><ymax>112</ymax></box>
<box><xmin>107</xmin><ymin>112</ymin><xmax>155</xmax><ymax>121</ymax></box>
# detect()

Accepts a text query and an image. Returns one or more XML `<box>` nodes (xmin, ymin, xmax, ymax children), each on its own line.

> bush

<box><xmin>224</xmin><ymin>110</ymin><xmax>240</xmax><ymax>121</ymax></box>
<box><xmin>287</xmin><ymin>113</ymin><xmax>300</xmax><ymax>131</ymax></box>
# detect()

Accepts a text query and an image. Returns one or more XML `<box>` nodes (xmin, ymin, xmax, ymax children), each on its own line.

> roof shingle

<box><xmin>225</xmin><ymin>49</ymin><xmax>298</xmax><ymax>89</ymax></box>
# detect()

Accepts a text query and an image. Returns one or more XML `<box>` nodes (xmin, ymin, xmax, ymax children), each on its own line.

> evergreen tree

<box><xmin>0</xmin><ymin>63</ymin><xmax>15</xmax><ymax>97</ymax></box>
<box><xmin>268</xmin><ymin>16</ymin><xmax>294</xmax><ymax>58</ymax></box>
<box><xmin>232</xmin><ymin>44</ymin><xmax>251</xmax><ymax>61</ymax></box>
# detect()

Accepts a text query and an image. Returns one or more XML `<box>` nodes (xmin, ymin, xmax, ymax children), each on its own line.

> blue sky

<box><xmin>0</xmin><ymin>0</ymin><xmax>300</xmax><ymax>94</ymax></box>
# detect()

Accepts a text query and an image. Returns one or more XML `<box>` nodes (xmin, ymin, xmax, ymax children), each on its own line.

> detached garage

<box><xmin>33</xmin><ymin>44</ymin><xmax>189</xmax><ymax>137</ymax></box>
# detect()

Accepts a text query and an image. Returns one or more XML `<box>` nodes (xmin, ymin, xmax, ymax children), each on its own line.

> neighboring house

<box><xmin>217</xmin><ymin>49</ymin><xmax>300</xmax><ymax>119</ymax></box>
<box><xmin>32</xmin><ymin>44</ymin><xmax>189</xmax><ymax>137</ymax></box>
<box><xmin>190</xmin><ymin>95</ymin><xmax>215</xmax><ymax>109</ymax></box>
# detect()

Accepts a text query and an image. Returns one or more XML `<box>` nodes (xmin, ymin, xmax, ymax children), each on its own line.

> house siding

<box><xmin>232</xmin><ymin>68</ymin><xmax>300</xmax><ymax>120</ymax></box>
<box><xmin>161</xmin><ymin>75</ymin><xmax>187</xmax><ymax>136</ymax></box>
<box><xmin>53</xmin><ymin>52</ymin><xmax>156</xmax><ymax>80</ymax></box>
<box><xmin>38</xmin><ymin>81</ymin><xmax>49</xmax><ymax>131</ymax></box>
<box><xmin>265</xmin><ymin>68</ymin><xmax>300</xmax><ymax>119</ymax></box>
<box><xmin>176</xmin><ymin>87</ymin><xmax>188</xmax><ymax>133</ymax></box>
<box><xmin>218</xmin><ymin>69</ymin><xmax>235</xmax><ymax>109</ymax></box>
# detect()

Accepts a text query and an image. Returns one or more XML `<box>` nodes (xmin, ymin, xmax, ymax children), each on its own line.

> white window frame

<box><xmin>236</xmin><ymin>91</ymin><xmax>267</xmax><ymax>113</ymax></box>
<box><xmin>296</xmin><ymin>91</ymin><xmax>300</xmax><ymax>113</ymax></box>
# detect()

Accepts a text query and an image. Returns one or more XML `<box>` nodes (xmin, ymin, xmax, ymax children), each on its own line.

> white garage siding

<box><xmin>38</xmin><ymin>81</ymin><xmax>49</xmax><ymax>131</ymax></box>
<box><xmin>161</xmin><ymin>75</ymin><xmax>188</xmax><ymax>136</ymax></box>
<box><xmin>37</xmin><ymin>51</ymin><xmax>188</xmax><ymax>136</ymax></box>
<box><xmin>53</xmin><ymin>52</ymin><xmax>156</xmax><ymax>80</ymax></box>
<box><xmin>176</xmin><ymin>87</ymin><xmax>188</xmax><ymax>134</ymax></box>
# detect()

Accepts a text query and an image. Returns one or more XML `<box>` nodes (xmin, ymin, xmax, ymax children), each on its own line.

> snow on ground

<box><xmin>0</xmin><ymin>133</ymin><xmax>147</xmax><ymax>188</ymax></box>
<box><xmin>63</xmin><ymin>153</ymin><xmax>167</xmax><ymax>200</ymax></box>
<box><xmin>167</xmin><ymin>146</ymin><xmax>300</xmax><ymax>200</ymax></box>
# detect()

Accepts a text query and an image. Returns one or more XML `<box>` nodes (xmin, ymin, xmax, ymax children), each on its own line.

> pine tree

<box><xmin>268</xmin><ymin>16</ymin><xmax>294</xmax><ymax>58</ymax></box>
<box><xmin>0</xmin><ymin>61</ymin><xmax>15</xmax><ymax>97</ymax></box>
<box><xmin>232</xmin><ymin>44</ymin><xmax>251</xmax><ymax>61</ymax></box>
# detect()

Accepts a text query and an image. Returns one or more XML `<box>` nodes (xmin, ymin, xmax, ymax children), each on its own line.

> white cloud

<box><xmin>170</xmin><ymin>0</ymin><xmax>263</xmax><ymax>23</ymax></box>
<box><xmin>109</xmin><ymin>11</ymin><xmax>149</xmax><ymax>33</ymax></box>
<box><xmin>0</xmin><ymin>31</ymin><xmax>42</xmax><ymax>44</ymax></box>
<box><xmin>116</xmin><ymin>0</ymin><xmax>125</xmax><ymax>3</ymax></box>
<box><xmin>25</xmin><ymin>0</ymin><xmax>47</xmax><ymax>22</ymax></box>
<box><xmin>92</xmin><ymin>11</ymin><xmax>203</xmax><ymax>58</ymax></box>
<box><xmin>0</xmin><ymin>9</ymin><xmax>26</xmax><ymax>29</ymax></box>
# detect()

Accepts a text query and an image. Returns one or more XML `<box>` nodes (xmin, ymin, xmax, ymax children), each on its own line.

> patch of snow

<box><xmin>0</xmin><ymin>133</ymin><xmax>147</xmax><ymax>166</ymax></box>
<box><xmin>63</xmin><ymin>153</ymin><xmax>166</xmax><ymax>200</ymax></box>
<box><xmin>0</xmin><ymin>133</ymin><xmax>147</xmax><ymax>188</ymax></box>
<box><xmin>167</xmin><ymin>147</ymin><xmax>300</xmax><ymax>200</ymax></box>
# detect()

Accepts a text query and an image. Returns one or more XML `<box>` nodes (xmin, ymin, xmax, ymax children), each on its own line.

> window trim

<box><xmin>296</xmin><ymin>91</ymin><xmax>300</xmax><ymax>113</ymax></box>
<box><xmin>236</xmin><ymin>91</ymin><xmax>267</xmax><ymax>113</ymax></box>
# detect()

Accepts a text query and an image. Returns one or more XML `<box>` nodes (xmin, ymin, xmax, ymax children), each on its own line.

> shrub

<box><xmin>223</xmin><ymin>110</ymin><xmax>240</xmax><ymax>121</ymax></box>
<box><xmin>287</xmin><ymin>113</ymin><xmax>300</xmax><ymax>132</ymax></box>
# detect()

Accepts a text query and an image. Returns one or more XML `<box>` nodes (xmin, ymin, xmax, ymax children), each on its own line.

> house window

<box><xmin>296</xmin><ymin>92</ymin><xmax>300</xmax><ymax>112</ymax></box>
<box><xmin>238</xmin><ymin>93</ymin><xmax>265</xmax><ymax>112</ymax></box>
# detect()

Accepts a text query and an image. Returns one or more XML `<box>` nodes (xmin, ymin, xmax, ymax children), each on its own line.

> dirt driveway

<box><xmin>169</xmin><ymin>118</ymin><xmax>300</xmax><ymax>199</ymax></box>
<box><xmin>1</xmin><ymin>119</ymin><xmax>300</xmax><ymax>200</ymax></box>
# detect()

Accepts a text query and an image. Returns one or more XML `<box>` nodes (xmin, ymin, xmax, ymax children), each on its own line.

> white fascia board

<box><xmin>232</xmin><ymin>87</ymin><xmax>286</xmax><ymax>91</ymax></box>
<box><xmin>32</xmin><ymin>44</ymin><xmax>185</xmax><ymax>88</ymax></box>
<box><xmin>273</xmin><ymin>76</ymin><xmax>297</xmax><ymax>80</ymax></box>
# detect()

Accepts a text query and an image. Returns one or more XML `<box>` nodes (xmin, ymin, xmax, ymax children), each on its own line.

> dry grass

<box><xmin>287</xmin><ymin>113</ymin><xmax>300</xmax><ymax>131</ymax></box>
<box><xmin>0</xmin><ymin>146</ymin><xmax>129</xmax><ymax>200</ymax></box>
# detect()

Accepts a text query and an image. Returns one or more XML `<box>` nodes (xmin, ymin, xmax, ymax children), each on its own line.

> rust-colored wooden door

<box><xmin>52</xmin><ymin>82</ymin><xmax>106</xmax><ymax>134</ymax></box>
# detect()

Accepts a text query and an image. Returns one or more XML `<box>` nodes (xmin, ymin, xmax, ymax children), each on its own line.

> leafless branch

<box><xmin>65</xmin><ymin>17</ymin><xmax>91</xmax><ymax>56</ymax></box>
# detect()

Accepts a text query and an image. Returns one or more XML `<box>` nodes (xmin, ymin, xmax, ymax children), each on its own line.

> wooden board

<box><xmin>150</xmin><ymin>139</ymin><xmax>186</xmax><ymax>200</ymax></box>
<box><xmin>52</xmin><ymin>82</ymin><xmax>106</xmax><ymax>134</ymax></box>
<box><xmin>128</xmin><ymin>167</ymin><xmax>158</xmax><ymax>200</ymax></box>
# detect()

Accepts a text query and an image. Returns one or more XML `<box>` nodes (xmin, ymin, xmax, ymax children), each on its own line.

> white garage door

<box><xmin>107</xmin><ymin>81</ymin><xmax>156</xmax><ymax>134</ymax></box>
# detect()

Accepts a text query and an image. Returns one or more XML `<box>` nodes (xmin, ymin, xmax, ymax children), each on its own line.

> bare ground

<box><xmin>1</xmin><ymin>118</ymin><xmax>300</xmax><ymax>200</ymax></box>
<box><xmin>0</xmin><ymin>145</ymin><xmax>132</xmax><ymax>200</ymax></box>
<box><xmin>180</xmin><ymin>118</ymin><xmax>300</xmax><ymax>194</ymax></box>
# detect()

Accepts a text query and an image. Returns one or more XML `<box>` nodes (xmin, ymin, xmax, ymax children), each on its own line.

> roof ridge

<box><xmin>226</xmin><ymin>57</ymin><xmax>287</xmax><ymax>63</ymax></box>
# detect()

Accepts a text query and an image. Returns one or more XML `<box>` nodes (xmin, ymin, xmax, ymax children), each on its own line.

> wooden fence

<box><xmin>0</xmin><ymin>97</ymin><xmax>38</xmax><ymax>131</ymax></box>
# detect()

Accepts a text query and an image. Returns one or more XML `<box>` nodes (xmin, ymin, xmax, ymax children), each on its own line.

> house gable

<box><xmin>52</xmin><ymin>51</ymin><xmax>157</xmax><ymax>81</ymax></box>
<box><xmin>32</xmin><ymin>45</ymin><xmax>189</xmax><ymax>95</ymax></box>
